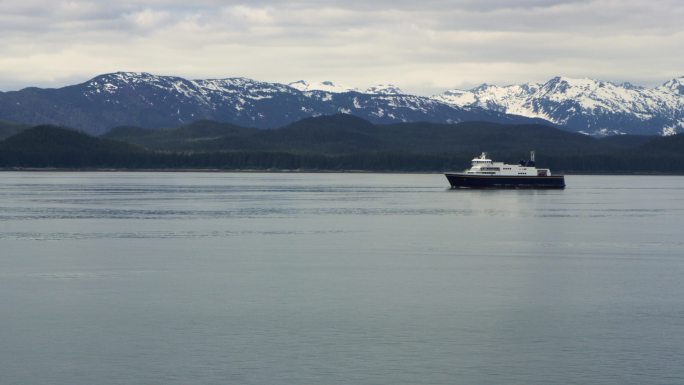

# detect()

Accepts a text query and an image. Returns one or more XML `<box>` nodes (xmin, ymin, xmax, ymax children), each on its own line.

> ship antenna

<box><xmin>530</xmin><ymin>150</ymin><xmax>535</xmax><ymax>162</ymax></box>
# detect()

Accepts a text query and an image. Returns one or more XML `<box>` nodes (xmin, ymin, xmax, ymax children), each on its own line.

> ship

<box><xmin>445</xmin><ymin>151</ymin><xmax>565</xmax><ymax>189</ymax></box>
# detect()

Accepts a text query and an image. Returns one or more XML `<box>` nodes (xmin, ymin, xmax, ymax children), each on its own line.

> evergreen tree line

<box><xmin>1</xmin><ymin>119</ymin><xmax>684</xmax><ymax>173</ymax></box>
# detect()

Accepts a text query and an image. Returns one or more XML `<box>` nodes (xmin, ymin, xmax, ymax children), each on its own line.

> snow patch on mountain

<box><xmin>579</xmin><ymin>128</ymin><xmax>628</xmax><ymax>137</ymax></box>
<box><xmin>364</xmin><ymin>84</ymin><xmax>404</xmax><ymax>95</ymax></box>
<box><xmin>288</xmin><ymin>80</ymin><xmax>358</xmax><ymax>93</ymax></box>
<box><xmin>289</xmin><ymin>80</ymin><xmax>404</xmax><ymax>95</ymax></box>
<box><xmin>659</xmin><ymin>77</ymin><xmax>684</xmax><ymax>95</ymax></box>
<box><xmin>662</xmin><ymin>118</ymin><xmax>684</xmax><ymax>136</ymax></box>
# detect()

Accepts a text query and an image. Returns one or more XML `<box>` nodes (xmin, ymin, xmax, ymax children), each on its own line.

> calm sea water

<box><xmin>1</xmin><ymin>172</ymin><xmax>683</xmax><ymax>385</ymax></box>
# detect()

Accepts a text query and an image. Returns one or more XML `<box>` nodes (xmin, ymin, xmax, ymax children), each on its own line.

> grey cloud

<box><xmin>0</xmin><ymin>0</ymin><xmax>682</xmax><ymax>93</ymax></box>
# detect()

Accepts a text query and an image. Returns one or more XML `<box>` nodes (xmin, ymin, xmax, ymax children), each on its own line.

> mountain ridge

<box><xmin>0</xmin><ymin>72</ymin><xmax>544</xmax><ymax>135</ymax></box>
<box><xmin>1</xmin><ymin>72</ymin><xmax>682</xmax><ymax>136</ymax></box>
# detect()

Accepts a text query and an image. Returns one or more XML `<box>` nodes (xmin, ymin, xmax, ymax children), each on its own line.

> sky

<box><xmin>0</xmin><ymin>0</ymin><xmax>682</xmax><ymax>95</ymax></box>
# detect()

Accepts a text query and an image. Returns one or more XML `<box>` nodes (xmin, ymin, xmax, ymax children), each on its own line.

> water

<box><xmin>1</xmin><ymin>172</ymin><xmax>683</xmax><ymax>385</ymax></box>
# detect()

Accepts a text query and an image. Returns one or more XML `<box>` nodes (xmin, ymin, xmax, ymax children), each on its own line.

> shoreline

<box><xmin>0</xmin><ymin>167</ymin><xmax>439</xmax><ymax>174</ymax></box>
<box><xmin>2</xmin><ymin>167</ymin><xmax>684</xmax><ymax>176</ymax></box>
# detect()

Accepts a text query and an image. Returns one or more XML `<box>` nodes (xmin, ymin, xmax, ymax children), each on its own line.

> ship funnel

<box><xmin>530</xmin><ymin>150</ymin><xmax>535</xmax><ymax>162</ymax></box>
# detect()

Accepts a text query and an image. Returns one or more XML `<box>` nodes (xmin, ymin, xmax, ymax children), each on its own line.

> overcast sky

<box><xmin>0</xmin><ymin>0</ymin><xmax>682</xmax><ymax>94</ymax></box>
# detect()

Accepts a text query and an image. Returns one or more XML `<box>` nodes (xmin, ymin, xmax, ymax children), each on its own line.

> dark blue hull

<box><xmin>445</xmin><ymin>173</ymin><xmax>565</xmax><ymax>189</ymax></box>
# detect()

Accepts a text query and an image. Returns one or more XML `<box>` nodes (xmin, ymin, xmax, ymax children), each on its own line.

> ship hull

<box><xmin>445</xmin><ymin>173</ymin><xmax>565</xmax><ymax>189</ymax></box>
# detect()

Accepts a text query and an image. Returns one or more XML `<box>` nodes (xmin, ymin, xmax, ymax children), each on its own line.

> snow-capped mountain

<box><xmin>660</xmin><ymin>77</ymin><xmax>684</xmax><ymax>95</ymax></box>
<box><xmin>434</xmin><ymin>76</ymin><xmax>684</xmax><ymax>136</ymax></box>
<box><xmin>288</xmin><ymin>80</ymin><xmax>358</xmax><ymax>93</ymax></box>
<box><xmin>1</xmin><ymin>72</ymin><xmax>681</xmax><ymax>135</ymax></box>
<box><xmin>0</xmin><ymin>72</ymin><xmax>543</xmax><ymax>134</ymax></box>
<box><xmin>287</xmin><ymin>81</ymin><xmax>404</xmax><ymax>95</ymax></box>
<box><xmin>364</xmin><ymin>84</ymin><xmax>404</xmax><ymax>95</ymax></box>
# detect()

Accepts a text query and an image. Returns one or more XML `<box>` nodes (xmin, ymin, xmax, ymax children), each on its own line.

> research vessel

<box><xmin>445</xmin><ymin>151</ymin><xmax>565</xmax><ymax>189</ymax></box>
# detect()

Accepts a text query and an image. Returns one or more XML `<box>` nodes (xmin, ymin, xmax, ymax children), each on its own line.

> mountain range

<box><xmin>0</xmin><ymin>72</ymin><xmax>682</xmax><ymax>136</ymax></box>
<box><xmin>0</xmin><ymin>72</ymin><xmax>543</xmax><ymax>135</ymax></box>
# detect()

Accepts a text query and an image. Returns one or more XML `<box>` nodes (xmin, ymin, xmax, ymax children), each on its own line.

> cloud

<box><xmin>124</xmin><ymin>8</ymin><xmax>171</xmax><ymax>29</ymax></box>
<box><xmin>222</xmin><ymin>5</ymin><xmax>274</xmax><ymax>25</ymax></box>
<box><xmin>0</xmin><ymin>0</ymin><xmax>682</xmax><ymax>94</ymax></box>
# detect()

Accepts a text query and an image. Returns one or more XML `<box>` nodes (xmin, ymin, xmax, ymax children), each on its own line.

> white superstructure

<box><xmin>464</xmin><ymin>151</ymin><xmax>552</xmax><ymax>177</ymax></box>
